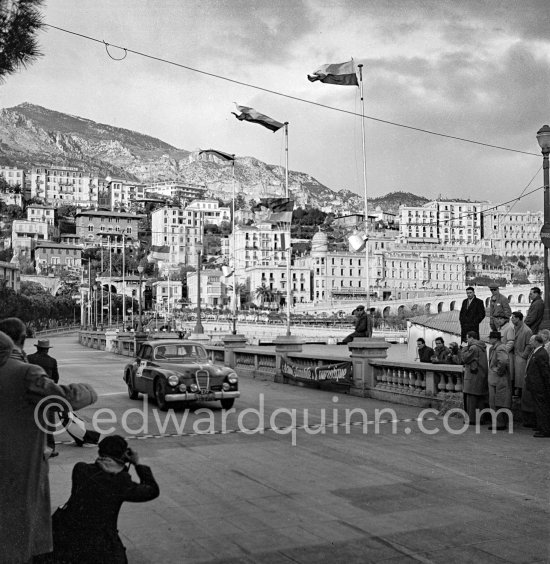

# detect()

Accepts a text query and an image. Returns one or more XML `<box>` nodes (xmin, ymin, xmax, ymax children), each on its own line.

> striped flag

<box><xmin>147</xmin><ymin>245</ymin><xmax>170</xmax><ymax>263</ymax></box>
<box><xmin>308</xmin><ymin>60</ymin><xmax>358</xmax><ymax>86</ymax></box>
<box><xmin>232</xmin><ymin>104</ymin><xmax>284</xmax><ymax>132</ymax></box>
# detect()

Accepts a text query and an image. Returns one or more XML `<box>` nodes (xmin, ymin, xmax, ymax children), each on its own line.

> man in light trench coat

<box><xmin>0</xmin><ymin>323</ymin><xmax>97</xmax><ymax>563</ymax></box>
<box><xmin>487</xmin><ymin>331</ymin><xmax>512</xmax><ymax>430</ymax></box>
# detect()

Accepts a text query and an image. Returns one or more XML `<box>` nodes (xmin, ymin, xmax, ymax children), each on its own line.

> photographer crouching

<box><xmin>51</xmin><ymin>435</ymin><xmax>160</xmax><ymax>563</ymax></box>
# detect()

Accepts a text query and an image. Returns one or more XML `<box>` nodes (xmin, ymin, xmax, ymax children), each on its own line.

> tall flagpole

<box><xmin>122</xmin><ymin>233</ymin><xmax>126</xmax><ymax>329</ymax></box>
<box><xmin>285</xmin><ymin>122</ymin><xmax>291</xmax><ymax>336</ymax></box>
<box><xmin>358</xmin><ymin>64</ymin><xmax>370</xmax><ymax>310</ymax></box>
<box><xmin>232</xmin><ymin>157</ymin><xmax>237</xmax><ymax>334</ymax></box>
<box><xmin>100</xmin><ymin>239</ymin><xmax>104</xmax><ymax>327</ymax></box>
<box><xmin>109</xmin><ymin>235</ymin><xmax>112</xmax><ymax>327</ymax></box>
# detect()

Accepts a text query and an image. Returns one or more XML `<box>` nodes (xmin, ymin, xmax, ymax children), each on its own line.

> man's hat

<box><xmin>489</xmin><ymin>331</ymin><xmax>501</xmax><ymax>339</ymax></box>
<box><xmin>354</xmin><ymin>305</ymin><xmax>365</xmax><ymax>312</ymax></box>
<box><xmin>488</xmin><ymin>283</ymin><xmax>499</xmax><ymax>290</ymax></box>
<box><xmin>35</xmin><ymin>339</ymin><xmax>51</xmax><ymax>349</ymax></box>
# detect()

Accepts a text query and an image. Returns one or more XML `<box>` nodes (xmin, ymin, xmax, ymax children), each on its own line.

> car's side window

<box><xmin>141</xmin><ymin>346</ymin><xmax>153</xmax><ymax>360</ymax></box>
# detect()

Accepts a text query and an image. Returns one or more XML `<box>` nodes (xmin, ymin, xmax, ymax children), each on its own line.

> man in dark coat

<box><xmin>52</xmin><ymin>435</ymin><xmax>160</xmax><ymax>563</ymax></box>
<box><xmin>416</xmin><ymin>338</ymin><xmax>435</xmax><ymax>363</ymax></box>
<box><xmin>460</xmin><ymin>331</ymin><xmax>489</xmax><ymax>423</ymax></box>
<box><xmin>525</xmin><ymin>287</ymin><xmax>545</xmax><ymax>335</ymax></box>
<box><xmin>459</xmin><ymin>286</ymin><xmax>486</xmax><ymax>343</ymax></box>
<box><xmin>525</xmin><ymin>334</ymin><xmax>550</xmax><ymax>437</ymax></box>
<box><xmin>342</xmin><ymin>305</ymin><xmax>371</xmax><ymax>344</ymax></box>
<box><xmin>0</xmin><ymin>321</ymin><xmax>97</xmax><ymax>563</ymax></box>
<box><xmin>28</xmin><ymin>339</ymin><xmax>60</xmax><ymax>457</ymax></box>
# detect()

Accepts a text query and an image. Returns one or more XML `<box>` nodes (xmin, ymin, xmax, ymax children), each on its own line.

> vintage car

<box><xmin>123</xmin><ymin>340</ymin><xmax>239</xmax><ymax>411</ymax></box>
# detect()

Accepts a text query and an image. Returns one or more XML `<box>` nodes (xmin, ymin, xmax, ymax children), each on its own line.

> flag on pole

<box><xmin>251</xmin><ymin>198</ymin><xmax>294</xmax><ymax>213</ymax></box>
<box><xmin>199</xmin><ymin>149</ymin><xmax>235</xmax><ymax>161</ymax></box>
<box><xmin>147</xmin><ymin>245</ymin><xmax>170</xmax><ymax>263</ymax></box>
<box><xmin>307</xmin><ymin>60</ymin><xmax>358</xmax><ymax>86</ymax></box>
<box><xmin>232</xmin><ymin>105</ymin><xmax>284</xmax><ymax>132</ymax></box>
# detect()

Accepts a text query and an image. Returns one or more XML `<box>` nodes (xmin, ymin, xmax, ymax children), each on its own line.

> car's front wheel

<box><xmin>154</xmin><ymin>378</ymin><xmax>169</xmax><ymax>411</ymax></box>
<box><xmin>127</xmin><ymin>372</ymin><xmax>139</xmax><ymax>400</ymax></box>
<box><xmin>220</xmin><ymin>398</ymin><xmax>235</xmax><ymax>410</ymax></box>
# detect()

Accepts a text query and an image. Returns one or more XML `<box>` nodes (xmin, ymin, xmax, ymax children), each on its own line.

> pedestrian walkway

<box><xmin>46</xmin><ymin>336</ymin><xmax>549</xmax><ymax>563</ymax></box>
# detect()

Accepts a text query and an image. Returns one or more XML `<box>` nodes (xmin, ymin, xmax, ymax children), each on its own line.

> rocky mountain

<box><xmin>0</xmin><ymin>103</ymin><xmax>426</xmax><ymax>213</ymax></box>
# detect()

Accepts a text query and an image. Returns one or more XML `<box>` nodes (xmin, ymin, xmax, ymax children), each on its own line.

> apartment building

<box><xmin>75</xmin><ymin>210</ymin><xmax>141</xmax><ymax>250</ymax></box>
<box><xmin>144</xmin><ymin>182</ymin><xmax>205</xmax><ymax>202</ymax></box>
<box><xmin>35</xmin><ymin>242</ymin><xmax>81</xmax><ymax>273</ymax></box>
<box><xmin>98</xmin><ymin>179</ymin><xmax>147</xmax><ymax>211</ymax></box>
<box><xmin>151</xmin><ymin>206</ymin><xmax>203</xmax><ymax>268</ymax></box>
<box><xmin>27</xmin><ymin>204</ymin><xmax>56</xmax><ymax>225</ymax></box>
<box><xmin>186</xmin><ymin>269</ymin><xmax>225</xmax><ymax>307</ymax></box>
<box><xmin>399</xmin><ymin>200</ymin><xmax>486</xmax><ymax>244</ymax></box>
<box><xmin>30</xmin><ymin>165</ymin><xmax>100</xmax><ymax>207</ymax></box>
<box><xmin>482</xmin><ymin>209</ymin><xmax>544</xmax><ymax>257</ymax></box>
<box><xmin>11</xmin><ymin>219</ymin><xmax>54</xmax><ymax>257</ymax></box>
<box><xmin>186</xmin><ymin>199</ymin><xmax>231</xmax><ymax>226</ymax></box>
<box><xmin>0</xmin><ymin>166</ymin><xmax>25</xmax><ymax>188</ymax></box>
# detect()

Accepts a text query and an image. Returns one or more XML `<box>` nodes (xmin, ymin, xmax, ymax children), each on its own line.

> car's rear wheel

<box><xmin>127</xmin><ymin>373</ymin><xmax>139</xmax><ymax>400</ymax></box>
<box><xmin>154</xmin><ymin>378</ymin><xmax>169</xmax><ymax>411</ymax></box>
<box><xmin>220</xmin><ymin>398</ymin><xmax>235</xmax><ymax>410</ymax></box>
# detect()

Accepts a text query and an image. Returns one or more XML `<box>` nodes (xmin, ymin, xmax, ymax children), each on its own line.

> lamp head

<box><xmin>537</xmin><ymin>125</ymin><xmax>550</xmax><ymax>153</ymax></box>
<box><xmin>348</xmin><ymin>233</ymin><xmax>368</xmax><ymax>252</ymax></box>
<box><xmin>137</xmin><ymin>265</ymin><xmax>144</xmax><ymax>274</ymax></box>
<box><xmin>222</xmin><ymin>265</ymin><xmax>234</xmax><ymax>277</ymax></box>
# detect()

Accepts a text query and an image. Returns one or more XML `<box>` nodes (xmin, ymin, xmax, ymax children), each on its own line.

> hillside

<box><xmin>0</xmin><ymin>103</ymin><xmax>428</xmax><ymax>213</ymax></box>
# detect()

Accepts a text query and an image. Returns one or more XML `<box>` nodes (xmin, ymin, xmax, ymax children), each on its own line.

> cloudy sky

<box><xmin>2</xmin><ymin>0</ymin><xmax>549</xmax><ymax>211</ymax></box>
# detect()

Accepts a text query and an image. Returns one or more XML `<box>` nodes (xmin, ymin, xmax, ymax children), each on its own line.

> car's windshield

<box><xmin>154</xmin><ymin>344</ymin><xmax>207</xmax><ymax>361</ymax></box>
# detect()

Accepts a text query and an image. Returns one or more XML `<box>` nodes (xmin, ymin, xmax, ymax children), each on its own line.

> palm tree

<box><xmin>255</xmin><ymin>284</ymin><xmax>273</xmax><ymax>308</ymax></box>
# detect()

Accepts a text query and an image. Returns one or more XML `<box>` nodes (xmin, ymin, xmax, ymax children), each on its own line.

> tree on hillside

<box><xmin>0</xmin><ymin>0</ymin><xmax>44</xmax><ymax>82</ymax></box>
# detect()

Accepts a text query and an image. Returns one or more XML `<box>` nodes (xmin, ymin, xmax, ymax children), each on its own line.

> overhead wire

<box><xmin>44</xmin><ymin>23</ymin><xmax>540</xmax><ymax>158</ymax></box>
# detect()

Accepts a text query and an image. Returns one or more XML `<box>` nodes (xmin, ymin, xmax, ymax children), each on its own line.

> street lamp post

<box><xmin>537</xmin><ymin>125</ymin><xmax>550</xmax><ymax>330</ymax></box>
<box><xmin>137</xmin><ymin>265</ymin><xmax>144</xmax><ymax>332</ymax></box>
<box><xmin>194</xmin><ymin>243</ymin><xmax>204</xmax><ymax>334</ymax></box>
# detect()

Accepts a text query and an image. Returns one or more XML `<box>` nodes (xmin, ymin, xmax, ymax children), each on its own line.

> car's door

<box><xmin>135</xmin><ymin>344</ymin><xmax>155</xmax><ymax>395</ymax></box>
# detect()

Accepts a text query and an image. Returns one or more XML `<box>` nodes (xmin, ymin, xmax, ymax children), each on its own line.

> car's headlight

<box><xmin>227</xmin><ymin>372</ymin><xmax>238</xmax><ymax>384</ymax></box>
<box><xmin>190</xmin><ymin>383</ymin><xmax>199</xmax><ymax>392</ymax></box>
<box><xmin>167</xmin><ymin>374</ymin><xmax>179</xmax><ymax>387</ymax></box>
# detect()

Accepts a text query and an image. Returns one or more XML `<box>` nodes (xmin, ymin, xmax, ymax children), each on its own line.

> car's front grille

<box><xmin>194</xmin><ymin>369</ymin><xmax>210</xmax><ymax>392</ymax></box>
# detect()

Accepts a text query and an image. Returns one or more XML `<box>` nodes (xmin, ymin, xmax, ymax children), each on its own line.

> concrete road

<box><xmin>44</xmin><ymin>335</ymin><xmax>549</xmax><ymax>563</ymax></box>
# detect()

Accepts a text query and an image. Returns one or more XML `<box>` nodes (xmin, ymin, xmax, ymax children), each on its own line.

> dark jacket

<box><xmin>53</xmin><ymin>461</ymin><xmax>160</xmax><ymax>564</ymax></box>
<box><xmin>354</xmin><ymin>312</ymin><xmax>370</xmax><ymax>335</ymax></box>
<box><xmin>525</xmin><ymin>295</ymin><xmax>545</xmax><ymax>334</ymax></box>
<box><xmin>525</xmin><ymin>346</ymin><xmax>550</xmax><ymax>395</ymax></box>
<box><xmin>459</xmin><ymin>297</ymin><xmax>486</xmax><ymax>331</ymax></box>
<box><xmin>28</xmin><ymin>350</ymin><xmax>60</xmax><ymax>383</ymax></box>
<box><xmin>418</xmin><ymin>345</ymin><xmax>435</xmax><ymax>363</ymax></box>
<box><xmin>431</xmin><ymin>345</ymin><xmax>451</xmax><ymax>364</ymax></box>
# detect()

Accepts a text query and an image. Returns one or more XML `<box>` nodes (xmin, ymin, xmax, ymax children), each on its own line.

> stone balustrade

<box><xmin>79</xmin><ymin>330</ymin><xmax>464</xmax><ymax>410</ymax></box>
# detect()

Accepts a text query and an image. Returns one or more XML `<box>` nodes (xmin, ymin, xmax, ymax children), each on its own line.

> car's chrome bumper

<box><xmin>164</xmin><ymin>390</ymin><xmax>240</xmax><ymax>402</ymax></box>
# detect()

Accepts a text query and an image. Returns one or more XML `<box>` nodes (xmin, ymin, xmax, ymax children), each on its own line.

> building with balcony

<box><xmin>482</xmin><ymin>209</ymin><xmax>544</xmax><ymax>257</ymax></box>
<box><xmin>186</xmin><ymin>269</ymin><xmax>225</xmax><ymax>307</ymax></box>
<box><xmin>12</xmin><ymin>219</ymin><xmax>53</xmax><ymax>258</ymax></box>
<box><xmin>27</xmin><ymin>205</ymin><xmax>56</xmax><ymax>225</ymax></box>
<box><xmin>144</xmin><ymin>182</ymin><xmax>205</xmax><ymax>202</ymax></box>
<box><xmin>34</xmin><ymin>242</ymin><xmax>81</xmax><ymax>274</ymax></box>
<box><xmin>186</xmin><ymin>199</ymin><xmax>231</xmax><ymax>226</ymax></box>
<box><xmin>399</xmin><ymin>200</ymin><xmax>487</xmax><ymax>245</ymax></box>
<box><xmin>30</xmin><ymin>165</ymin><xmax>100</xmax><ymax>208</ymax></box>
<box><xmin>75</xmin><ymin>210</ymin><xmax>142</xmax><ymax>251</ymax></box>
<box><xmin>151</xmin><ymin>206</ymin><xmax>203</xmax><ymax>268</ymax></box>
<box><xmin>98</xmin><ymin>179</ymin><xmax>147</xmax><ymax>211</ymax></box>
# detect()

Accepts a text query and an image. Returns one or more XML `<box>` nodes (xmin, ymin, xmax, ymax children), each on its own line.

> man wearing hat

<box><xmin>28</xmin><ymin>339</ymin><xmax>59</xmax><ymax>383</ymax></box>
<box><xmin>28</xmin><ymin>340</ymin><xmax>60</xmax><ymax>457</ymax></box>
<box><xmin>488</xmin><ymin>283</ymin><xmax>512</xmax><ymax>331</ymax></box>
<box><xmin>341</xmin><ymin>305</ymin><xmax>371</xmax><ymax>344</ymax></box>
<box><xmin>487</xmin><ymin>331</ymin><xmax>512</xmax><ymax>430</ymax></box>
